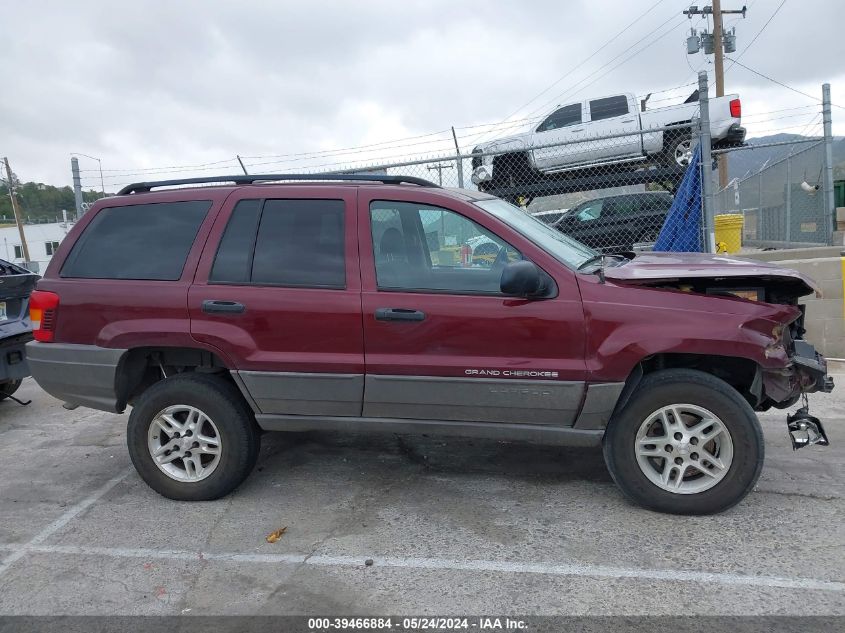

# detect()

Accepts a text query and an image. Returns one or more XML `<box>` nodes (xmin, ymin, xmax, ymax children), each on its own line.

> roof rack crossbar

<box><xmin>116</xmin><ymin>173</ymin><xmax>440</xmax><ymax>195</ymax></box>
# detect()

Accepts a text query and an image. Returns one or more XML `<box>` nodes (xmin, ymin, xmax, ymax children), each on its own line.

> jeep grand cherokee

<box><xmin>25</xmin><ymin>174</ymin><xmax>833</xmax><ymax>514</ymax></box>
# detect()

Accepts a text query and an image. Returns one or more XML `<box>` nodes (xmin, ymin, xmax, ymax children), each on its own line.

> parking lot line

<box><xmin>1</xmin><ymin>542</ymin><xmax>842</xmax><ymax>593</ymax></box>
<box><xmin>0</xmin><ymin>467</ymin><xmax>133</xmax><ymax>579</ymax></box>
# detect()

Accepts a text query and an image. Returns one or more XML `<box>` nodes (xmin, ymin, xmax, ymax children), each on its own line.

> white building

<box><xmin>0</xmin><ymin>221</ymin><xmax>74</xmax><ymax>273</ymax></box>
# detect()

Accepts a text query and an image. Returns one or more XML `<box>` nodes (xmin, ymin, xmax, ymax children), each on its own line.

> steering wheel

<box><xmin>491</xmin><ymin>245</ymin><xmax>512</xmax><ymax>272</ymax></box>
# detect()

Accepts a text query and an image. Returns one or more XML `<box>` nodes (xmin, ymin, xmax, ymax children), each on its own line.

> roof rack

<box><xmin>116</xmin><ymin>173</ymin><xmax>440</xmax><ymax>195</ymax></box>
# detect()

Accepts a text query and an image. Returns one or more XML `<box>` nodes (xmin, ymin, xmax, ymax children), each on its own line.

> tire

<box><xmin>603</xmin><ymin>369</ymin><xmax>764</xmax><ymax>515</ymax></box>
<box><xmin>0</xmin><ymin>379</ymin><xmax>22</xmax><ymax>400</ymax></box>
<box><xmin>491</xmin><ymin>152</ymin><xmax>536</xmax><ymax>191</ymax></box>
<box><xmin>127</xmin><ymin>373</ymin><xmax>260</xmax><ymax>501</ymax></box>
<box><xmin>661</xmin><ymin>133</ymin><xmax>694</xmax><ymax>168</ymax></box>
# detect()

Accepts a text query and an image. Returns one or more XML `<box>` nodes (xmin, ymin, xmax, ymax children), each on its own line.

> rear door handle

<box><xmin>571</xmin><ymin>128</ymin><xmax>584</xmax><ymax>133</ymax></box>
<box><xmin>202</xmin><ymin>299</ymin><xmax>246</xmax><ymax>315</ymax></box>
<box><xmin>375</xmin><ymin>308</ymin><xmax>426</xmax><ymax>322</ymax></box>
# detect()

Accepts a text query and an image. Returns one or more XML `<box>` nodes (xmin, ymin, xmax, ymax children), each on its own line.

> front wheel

<box><xmin>603</xmin><ymin>369</ymin><xmax>764</xmax><ymax>515</ymax></box>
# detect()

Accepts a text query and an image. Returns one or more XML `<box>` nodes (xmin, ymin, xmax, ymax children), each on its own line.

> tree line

<box><xmin>0</xmin><ymin>182</ymin><xmax>104</xmax><ymax>223</ymax></box>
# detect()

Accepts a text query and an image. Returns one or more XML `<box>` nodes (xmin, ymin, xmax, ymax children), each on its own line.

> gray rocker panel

<box><xmin>256</xmin><ymin>413</ymin><xmax>604</xmax><ymax>447</ymax></box>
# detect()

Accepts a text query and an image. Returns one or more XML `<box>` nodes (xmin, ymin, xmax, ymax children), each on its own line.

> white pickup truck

<box><xmin>471</xmin><ymin>92</ymin><xmax>744</xmax><ymax>189</ymax></box>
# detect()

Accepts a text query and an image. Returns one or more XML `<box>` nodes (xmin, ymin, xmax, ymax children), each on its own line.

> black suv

<box><xmin>553</xmin><ymin>191</ymin><xmax>673</xmax><ymax>252</ymax></box>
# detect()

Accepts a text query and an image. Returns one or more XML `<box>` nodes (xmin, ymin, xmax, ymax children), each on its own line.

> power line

<box><xmin>476</xmin><ymin>0</ymin><xmax>670</xmax><ymax>141</ymax></box>
<box><xmin>529</xmin><ymin>14</ymin><xmax>688</xmax><ymax>117</ymax></box>
<box><xmin>78</xmin><ymin>156</ymin><xmax>239</xmax><ymax>173</ymax></box>
<box><xmin>726</xmin><ymin>0</ymin><xmax>786</xmax><ymax>71</ymax></box>
<box><xmin>478</xmin><ymin>12</ymin><xmax>688</xmax><ymax>144</ymax></box>
<box><xmin>726</xmin><ymin>57</ymin><xmax>845</xmax><ymax>110</ymax></box>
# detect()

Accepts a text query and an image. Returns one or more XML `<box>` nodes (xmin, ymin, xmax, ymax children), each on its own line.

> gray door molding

<box><xmin>363</xmin><ymin>374</ymin><xmax>584</xmax><ymax>426</ymax></box>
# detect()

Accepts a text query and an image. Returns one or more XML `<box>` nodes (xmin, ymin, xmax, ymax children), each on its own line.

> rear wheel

<box><xmin>127</xmin><ymin>373</ymin><xmax>260</xmax><ymax>501</ymax></box>
<box><xmin>0</xmin><ymin>379</ymin><xmax>22</xmax><ymax>400</ymax></box>
<box><xmin>603</xmin><ymin>369</ymin><xmax>764</xmax><ymax>514</ymax></box>
<box><xmin>661</xmin><ymin>133</ymin><xmax>694</xmax><ymax>168</ymax></box>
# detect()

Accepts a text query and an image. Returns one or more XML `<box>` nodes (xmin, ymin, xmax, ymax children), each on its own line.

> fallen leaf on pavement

<box><xmin>266</xmin><ymin>527</ymin><xmax>288</xmax><ymax>543</ymax></box>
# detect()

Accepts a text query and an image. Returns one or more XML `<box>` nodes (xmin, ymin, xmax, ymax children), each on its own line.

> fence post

<box><xmin>697</xmin><ymin>71</ymin><xmax>716</xmax><ymax>253</ymax></box>
<box><xmin>451</xmin><ymin>126</ymin><xmax>465</xmax><ymax>189</ymax></box>
<box><xmin>785</xmin><ymin>153</ymin><xmax>792</xmax><ymax>244</ymax></box>
<box><xmin>822</xmin><ymin>83</ymin><xmax>835</xmax><ymax>244</ymax></box>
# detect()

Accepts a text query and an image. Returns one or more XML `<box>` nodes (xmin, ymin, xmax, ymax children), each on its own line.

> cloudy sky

<box><xmin>1</xmin><ymin>0</ymin><xmax>844</xmax><ymax>190</ymax></box>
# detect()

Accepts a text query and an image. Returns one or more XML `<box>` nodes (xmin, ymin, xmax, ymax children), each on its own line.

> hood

<box><xmin>474</xmin><ymin>128</ymin><xmax>533</xmax><ymax>153</ymax></box>
<box><xmin>603</xmin><ymin>251</ymin><xmax>820</xmax><ymax>298</ymax></box>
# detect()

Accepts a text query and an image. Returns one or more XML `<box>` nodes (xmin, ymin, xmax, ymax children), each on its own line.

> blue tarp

<box><xmin>653</xmin><ymin>145</ymin><xmax>702</xmax><ymax>252</ymax></box>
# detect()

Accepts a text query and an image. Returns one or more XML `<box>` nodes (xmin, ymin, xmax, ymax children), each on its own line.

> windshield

<box><xmin>475</xmin><ymin>198</ymin><xmax>596</xmax><ymax>269</ymax></box>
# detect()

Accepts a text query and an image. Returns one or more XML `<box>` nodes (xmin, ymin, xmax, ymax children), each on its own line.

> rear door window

<box><xmin>589</xmin><ymin>96</ymin><xmax>629</xmax><ymax>121</ymax></box>
<box><xmin>61</xmin><ymin>201</ymin><xmax>211</xmax><ymax>280</ymax></box>
<box><xmin>210</xmin><ymin>199</ymin><xmax>346</xmax><ymax>288</ymax></box>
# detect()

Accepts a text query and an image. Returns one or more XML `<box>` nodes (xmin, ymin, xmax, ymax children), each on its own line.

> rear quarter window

<box><xmin>61</xmin><ymin>201</ymin><xmax>211</xmax><ymax>280</ymax></box>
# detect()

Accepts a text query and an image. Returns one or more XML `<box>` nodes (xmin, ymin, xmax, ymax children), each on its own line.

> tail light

<box><xmin>29</xmin><ymin>290</ymin><xmax>59</xmax><ymax>342</ymax></box>
<box><xmin>729</xmin><ymin>98</ymin><xmax>741</xmax><ymax>118</ymax></box>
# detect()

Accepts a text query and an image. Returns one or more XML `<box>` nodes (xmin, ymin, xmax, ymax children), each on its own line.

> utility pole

<box><xmin>697</xmin><ymin>72</ymin><xmax>716</xmax><ymax>254</ymax></box>
<box><xmin>684</xmin><ymin>3</ymin><xmax>746</xmax><ymax>189</ymax></box>
<box><xmin>2</xmin><ymin>157</ymin><xmax>31</xmax><ymax>263</ymax></box>
<box><xmin>427</xmin><ymin>162</ymin><xmax>453</xmax><ymax>186</ymax></box>
<box><xmin>712</xmin><ymin>0</ymin><xmax>728</xmax><ymax>189</ymax></box>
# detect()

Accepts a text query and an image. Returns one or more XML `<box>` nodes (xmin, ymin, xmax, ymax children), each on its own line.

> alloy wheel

<box><xmin>147</xmin><ymin>405</ymin><xmax>222</xmax><ymax>482</ymax></box>
<box><xmin>674</xmin><ymin>139</ymin><xmax>693</xmax><ymax>167</ymax></box>
<box><xmin>635</xmin><ymin>404</ymin><xmax>734</xmax><ymax>494</ymax></box>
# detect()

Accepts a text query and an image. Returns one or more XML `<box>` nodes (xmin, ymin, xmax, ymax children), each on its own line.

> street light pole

<box><xmin>71</xmin><ymin>153</ymin><xmax>106</xmax><ymax>197</ymax></box>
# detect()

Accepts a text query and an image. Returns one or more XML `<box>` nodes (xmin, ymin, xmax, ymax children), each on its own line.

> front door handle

<box><xmin>202</xmin><ymin>299</ymin><xmax>246</xmax><ymax>315</ymax></box>
<box><xmin>570</xmin><ymin>128</ymin><xmax>584</xmax><ymax>133</ymax></box>
<box><xmin>375</xmin><ymin>308</ymin><xmax>426</xmax><ymax>322</ymax></box>
<box><xmin>621</xmin><ymin>118</ymin><xmax>635</xmax><ymax>123</ymax></box>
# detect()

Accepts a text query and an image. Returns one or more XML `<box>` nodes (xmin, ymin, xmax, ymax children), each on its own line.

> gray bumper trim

<box><xmin>26</xmin><ymin>342</ymin><xmax>127</xmax><ymax>413</ymax></box>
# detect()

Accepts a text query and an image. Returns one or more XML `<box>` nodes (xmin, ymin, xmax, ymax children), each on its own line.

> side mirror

<box><xmin>500</xmin><ymin>261</ymin><xmax>543</xmax><ymax>298</ymax></box>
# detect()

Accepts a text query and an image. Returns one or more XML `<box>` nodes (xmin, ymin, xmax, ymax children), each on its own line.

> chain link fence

<box><xmin>713</xmin><ymin>139</ymin><xmax>831</xmax><ymax>248</ymax></box>
<box><xmin>86</xmin><ymin>74</ymin><xmax>836</xmax><ymax>255</ymax></box>
<box><xmin>325</xmin><ymin>120</ymin><xmax>704</xmax><ymax>253</ymax></box>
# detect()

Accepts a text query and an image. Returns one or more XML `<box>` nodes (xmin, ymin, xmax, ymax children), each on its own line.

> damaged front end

<box><xmin>761</xmin><ymin>306</ymin><xmax>834</xmax><ymax>449</ymax></box>
<box><xmin>601</xmin><ymin>251</ymin><xmax>835</xmax><ymax>449</ymax></box>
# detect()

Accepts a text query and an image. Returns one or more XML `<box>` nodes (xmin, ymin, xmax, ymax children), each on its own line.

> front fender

<box><xmin>578</xmin><ymin>278</ymin><xmax>799</xmax><ymax>381</ymax></box>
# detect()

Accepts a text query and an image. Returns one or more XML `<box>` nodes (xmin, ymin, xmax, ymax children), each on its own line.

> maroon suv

<box><xmin>26</xmin><ymin>175</ymin><xmax>833</xmax><ymax>514</ymax></box>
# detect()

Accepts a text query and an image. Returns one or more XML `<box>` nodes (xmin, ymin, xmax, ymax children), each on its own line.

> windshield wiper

<box><xmin>576</xmin><ymin>254</ymin><xmax>606</xmax><ymax>271</ymax></box>
<box><xmin>577</xmin><ymin>253</ymin><xmax>630</xmax><ymax>282</ymax></box>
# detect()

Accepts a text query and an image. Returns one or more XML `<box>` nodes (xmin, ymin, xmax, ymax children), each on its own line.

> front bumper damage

<box><xmin>762</xmin><ymin>338</ymin><xmax>834</xmax><ymax>450</ymax></box>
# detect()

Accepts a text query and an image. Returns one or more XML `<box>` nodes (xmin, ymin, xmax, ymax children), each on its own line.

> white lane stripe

<box><xmin>6</xmin><ymin>543</ymin><xmax>844</xmax><ymax>593</ymax></box>
<box><xmin>0</xmin><ymin>468</ymin><xmax>132</xmax><ymax>578</ymax></box>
